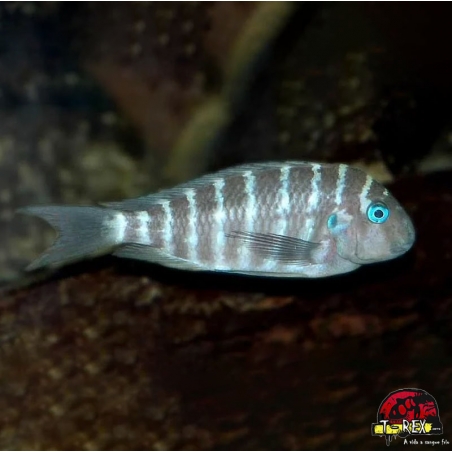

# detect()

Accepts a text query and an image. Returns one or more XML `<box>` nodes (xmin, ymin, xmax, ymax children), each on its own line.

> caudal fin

<box><xmin>17</xmin><ymin>205</ymin><xmax>120</xmax><ymax>271</ymax></box>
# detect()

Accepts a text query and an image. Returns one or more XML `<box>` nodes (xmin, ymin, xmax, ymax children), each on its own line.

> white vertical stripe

<box><xmin>304</xmin><ymin>218</ymin><xmax>315</xmax><ymax>237</ymax></box>
<box><xmin>213</xmin><ymin>179</ymin><xmax>226</xmax><ymax>264</ymax></box>
<box><xmin>161</xmin><ymin>200</ymin><xmax>173</xmax><ymax>252</ymax></box>
<box><xmin>359</xmin><ymin>174</ymin><xmax>374</xmax><ymax>214</ymax></box>
<box><xmin>244</xmin><ymin>171</ymin><xmax>256</xmax><ymax>231</ymax></box>
<box><xmin>306</xmin><ymin>163</ymin><xmax>321</xmax><ymax>213</ymax></box>
<box><xmin>277</xmin><ymin>165</ymin><xmax>291</xmax><ymax>235</ymax></box>
<box><xmin>335</xmin><ymin>164</ymin><xmax>348</xmax><ymax>206</ymax></box>
<box><xmin>114</xmin><ymin>212</ymin><xmax>127</xmax><ymax>244</ymax></box>
<box><xmin>262</xmin><ymin>166</ymin><xmax>289</xmax><ymax>273</ymax></box>
<box><xmin>185</xmin><ymin>188</ymin><xmax>198</xmax><ymax>261</ymax></box>
<box><xmin>137</xmin><ymin>211</ymin><xmax>151</xmax><ymax>245</ymax></box>
<box><xmin>243</xmin><ymin>171</ymin><xmax>256</xmax><ymax>267</ymax></box>
<box><xmin>304</xmin><ymin>163</ymin><xmax>321</xmax><ymax>241</ymax></box>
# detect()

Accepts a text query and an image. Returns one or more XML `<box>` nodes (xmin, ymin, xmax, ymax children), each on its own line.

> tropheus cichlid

<box><xmin>19</xmin><ymin>161</ymin><xmax>415</xmax><ymax>278</ymax></box>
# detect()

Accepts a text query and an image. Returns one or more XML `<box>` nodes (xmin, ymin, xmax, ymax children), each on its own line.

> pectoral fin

<box><xmin>226</xmin><ymin>231</ymin><xmax>319</xmax><ymax>265</ymax></box>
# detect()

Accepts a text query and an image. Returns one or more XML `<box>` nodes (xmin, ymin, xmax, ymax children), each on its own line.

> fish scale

<box><xmin>18</xmin><ymin>161</ymin><xmax>416</xmax><ymax>278</ymax></box>
<box><xmin>211</xmin><ymin>178</ymin><xmax>226</xmax><ymax>266</ymax></box>
<box><xmin>222</xmin><ymin>173</ymin><xmax>248</xmax><ymax>266</ymax></box>
<box><xmin>145</xmin><ymin>203</ymin><xmax>168</xmax><ymax>249</ymax></box>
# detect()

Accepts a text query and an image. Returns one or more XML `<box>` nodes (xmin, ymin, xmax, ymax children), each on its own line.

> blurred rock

<box><xmin>0</xmin><ymin>3</ymin><xmax>156</xmax><ymax>283</ymax></box>
<box><xmin>1</xmin><ymin>169</ymin><xmax>451</xmax><ymax>450</ymax></box>
<box><xmin>0</xmin><ymin>2</ymin><xmax>295</xmax><ymax>283</ymax></box>
<box><xmin>4</xmin><ymin>2</ymin><xmax>452</xmax><ymax>287</ymax></box>
<box><xmin>79</xmin><ymin>2</ymin><xmax>296</xmax><ymax>182</ymax></box>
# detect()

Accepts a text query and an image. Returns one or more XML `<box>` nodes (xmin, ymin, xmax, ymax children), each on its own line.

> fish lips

<box><xmin>390</xmin><ymin>218</ymin><xmax>416</xmax><ymax>257</ymax></box>
<box><xmin>390</xmin><ymin>241</ymin><xmax>414</xmax><ymax>256</ymax></box>
<box><xmin>349</xmin><ymin>224</ymin><xmax>415</xmax><ymax>265</ymax></box>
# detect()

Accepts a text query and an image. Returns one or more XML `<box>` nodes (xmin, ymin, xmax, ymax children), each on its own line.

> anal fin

<box><xmin>113</xmin><ymin>244</ymin><xmax>208</xmax><ymax>272</ymax></box>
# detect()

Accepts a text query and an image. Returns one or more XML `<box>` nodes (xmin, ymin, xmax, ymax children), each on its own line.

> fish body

<box><xmin>19</xmin><ymin>161</ymin><xmax>415</xmax><ymax>278</ymax></box>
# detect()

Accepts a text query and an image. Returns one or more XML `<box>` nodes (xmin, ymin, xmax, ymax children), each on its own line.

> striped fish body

<box><xmin>19</xmin><ymin>161</ymin><xmax>416</xmax><ymax>278</ymax></box>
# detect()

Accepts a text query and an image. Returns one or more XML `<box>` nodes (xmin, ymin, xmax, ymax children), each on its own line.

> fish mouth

<box><xmin>391</xmin><ymin>223</ymin><xmax>416</xmax><ymax>256</ymax></box>
<box><xmin>390</xmin><ymin>242</ymin><xmax>413</xmax><ymax>255</ymax></box>
<box><xmin>348</xmin><ymin>255</ymin><xmax>380</xmax><ymax>265</ymax></box>
<box><xmin>351</xmin><ymin>241</ymin><xmax>413</xmax><ymax>265</ymax></box>
<box><xmin>350</xmin><ymin>219</ymin><xmax>416</xmax><ymax>264</ymax></box>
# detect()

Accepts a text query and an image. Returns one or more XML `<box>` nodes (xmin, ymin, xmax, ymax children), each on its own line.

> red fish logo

<box><xmin>371</xmin><ymin>388</ymin><xmax>443</xmax><ymax>446</ymax></box>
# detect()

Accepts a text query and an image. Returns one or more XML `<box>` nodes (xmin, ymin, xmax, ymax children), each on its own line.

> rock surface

<box><xmin>1</xmin><ymin>170</ymin><xmax>451</xmax><ymax>450</ymax></box>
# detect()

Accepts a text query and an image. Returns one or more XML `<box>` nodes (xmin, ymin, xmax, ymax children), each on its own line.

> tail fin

<box><xmin>17</xmin><ymin>206</ymin><xmax>120</xmax><ymax>271</ymax></box>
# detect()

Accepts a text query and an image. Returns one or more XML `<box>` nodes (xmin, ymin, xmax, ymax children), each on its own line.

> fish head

<box><xmin>327</xmin><ymin>187</ymin><xmax>415</xmax><ymax>265</ymax></box>
<box><xmin>352</xmin><ymin>195</ymin><xmax>415</xmax><ymax>264</ymax></box>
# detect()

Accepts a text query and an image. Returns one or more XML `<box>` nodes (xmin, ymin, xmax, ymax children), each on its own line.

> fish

<box><xmin>18</xmin><ymin>161</ymin><xmax>415</xmax><ymax>278</ymax></box>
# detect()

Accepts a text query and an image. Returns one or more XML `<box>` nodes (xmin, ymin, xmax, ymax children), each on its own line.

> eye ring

<box><xmin>367</xmin><ymin>202</ymin><xmax>390</xmax><ymax>224</ymax></box>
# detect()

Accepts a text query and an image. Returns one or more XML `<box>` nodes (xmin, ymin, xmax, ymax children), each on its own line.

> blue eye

<box><xmin>367</xmin><ymin>202</ymin><xmax>390</xmax><ymax>224</ymax></box>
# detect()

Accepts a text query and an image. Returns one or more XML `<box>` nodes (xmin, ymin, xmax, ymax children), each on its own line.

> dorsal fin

<box><xmin>101</xmin><ymin>161</ymin><xmax>319</xmax><ymax>211</ymax></box>
<box><xmin>100</xmin><ymin>195</ymin><xmax>160</xmax><ymax>211</ymax></box>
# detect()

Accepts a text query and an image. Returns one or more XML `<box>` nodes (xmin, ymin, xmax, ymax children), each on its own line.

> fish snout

<box><xmin>390</xmin><ymin>224</ymin><xmax>416</xmax><ymax>256</ymax></box>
